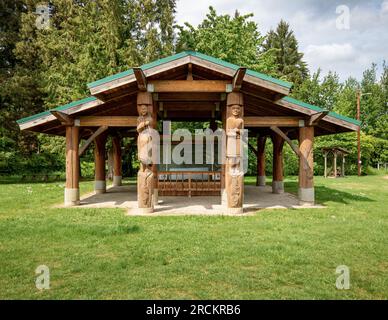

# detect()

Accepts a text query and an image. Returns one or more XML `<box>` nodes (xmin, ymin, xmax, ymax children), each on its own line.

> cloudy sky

<box><xmin>176</xmin><ymin>0</ymin><xmax>388</xmax><ymax>81</ymax></box>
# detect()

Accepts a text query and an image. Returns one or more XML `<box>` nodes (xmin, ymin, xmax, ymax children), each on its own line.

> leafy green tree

<box><xmin>263</xmin><ymin>20</ymin><xmax>309</xmax><ymax>85</ymax></box>
<box><xmin>1</xmin><ymin>0</ymin><xmax>177</xmax><ymax>174</ymax></box>
<box><xmin>176</xmin><ymin>6</ymin><xmax>277</xmax><ymax>75</ymax></box>
<box><xmin>361</xmin><ymin>63</ymin><xmax>388</xmax><ymax>140</ymax></box>
<box><xmin>292</xmin><ymin>69</ymin><xmax>341</xmax><ymax>111</ymax></box>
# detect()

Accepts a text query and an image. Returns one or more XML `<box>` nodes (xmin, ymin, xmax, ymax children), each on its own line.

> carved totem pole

<box><xmin>225</xmin><ymin>92</ymin><xmax>244</xmax><ymax>214</ymax></box>
<box><xmin>137</xmin><ymin>92</ymin><xmax>154</xmax><ymax>213</ymax></box>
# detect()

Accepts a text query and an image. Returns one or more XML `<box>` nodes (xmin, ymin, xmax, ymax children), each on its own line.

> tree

<box><xmin>291</xmin><ymin>69</ymin><xmax>341</xmax><ymax>111</ymax></box>
<box><xmin>175</xmin><ymin>6</ymin><xmax>277</xmax><ymax>75</ymax></box>
<box><xmin>359</xmin><ymin>63</ymin><xmax>387</xmax><ymax>138</ymax></box>
<box><xmin>263</xmin><ymin>20</ymin><xmax>309</xmax><ymax>86</ymax></box>
<box><xmin>0</xmin><ymin>0</ymin><xmax>177</xmax><ymax>174</ymax></box>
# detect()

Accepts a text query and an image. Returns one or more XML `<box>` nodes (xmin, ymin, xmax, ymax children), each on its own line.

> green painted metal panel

<box><xmin>17</xmin><ymin>96</ymin><xmax>97</xmax><ymax>124</ymax></box>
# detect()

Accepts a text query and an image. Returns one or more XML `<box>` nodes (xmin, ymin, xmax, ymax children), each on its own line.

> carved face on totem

<box><xmin>139</xmin><ymin>104</ymin><xmax>149</xmax><ymax>117</ymax></box>
<box><xmin>231</xmin><ymin>104</ymin><xmax>241</xmax><ymax>117</ymax></box>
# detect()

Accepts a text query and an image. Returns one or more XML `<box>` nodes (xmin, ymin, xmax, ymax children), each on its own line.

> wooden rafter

<box><xmin>308</xmin><ymin>110</ymin><xmax>329</xmax><ymax>126</ymax></box>
<box><xmin>273</xmin><ymin>93</ymin><xmax>285</xmax><ymax>102</ymax></box>
<box><xmin>133</xmin><ymin>67</ymin><xmax>147</xmax><ymax>91</ymax></box>
<box><xmin>50</xmin><ymin>111</ymin><xmax>73</xmax><ymax>126</ymax></box>
<box><xmin>232</xmin><ymin>67</ymin><xmax>246</xmax><ymax>92</ymax></box>
<box><xmin>79</xmin><ymin>126</ymin><xmax>108</xmax><ymax>156</ymax></box>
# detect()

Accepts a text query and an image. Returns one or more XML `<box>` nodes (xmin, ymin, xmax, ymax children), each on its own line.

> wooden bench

<box><xmin>158</xmin><ymin>171</ymin><xmax>221</xmax><ymax>196</ymax></box>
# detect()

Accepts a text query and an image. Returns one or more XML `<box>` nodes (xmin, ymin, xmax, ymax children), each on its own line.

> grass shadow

<box><xmin>285</xmin><ymin>181</ymin><xmax>375</xmax><ymax>205</ymax></box>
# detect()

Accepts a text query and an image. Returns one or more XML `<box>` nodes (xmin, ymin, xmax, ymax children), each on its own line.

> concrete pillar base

<box><xmin>272</xmin><ymin>180</ymin><xmax>284</xmax><ymax>194</ymax></box>
<box><xmin>95</xmin><ymin>180</ymin><xmax>106</xmax><ymax>194</ymax></box>
<box><xmin>153</xmin><ymin>189</ymin><xmax>159</xmax><ymax>205</ymax></box>
<box><xmin>258</xmin><ymin>175</ymin><xmax>266</xmax><ymax>187</ymax></box>
<box><xmin>221</xmin><ymin>188</ymin><xmax>227</xmax><ymax>205</ymax></box>
<box><xmin>137</xmin><ymin>207</ymin><xmax>154</xmax><ymax>214</ymax></box>
<box><xmin>298</xmin><ymin>187</ymin><xmax>315</xmax><ymax>205</ymax></box>
<box><xmin>112</xmin><ymin>175</ymin><xmax>122</xmax><ymax>187</ymax></box>
<box><xmin>227</xmin><ymin>207</ymin><xmax>244</xmax><ymax>214</ymax></box>
<box><xmin>64</xmin><ymin>188</ymin><xmax>80</xmax><ymax>206</ymax></box>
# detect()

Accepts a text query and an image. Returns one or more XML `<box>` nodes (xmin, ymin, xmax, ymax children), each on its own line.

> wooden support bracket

<box><xmin>270</xmin><ymin>126</ymin><xmax>300</xmax><ymax>157</ymax></box>
<box><xmin>133</xmin><ymin>67</ymin><xmax>147</xmax><ymax>91</ymax></box>
<box><xmin>232</xmin><ymin>67</ymin><xmax>247</xmax><ymax>92</ymax></box>
<box><xmin>79</xmin><ymin>126</ymin><xmax>108</xmax><ymax>156</ymax></box>
<box><xmin>248</xmin><ymin>142</ymin><xmax>258</xmax><ymax>156</ymax></box>
<box><xmin>50</xmin><ymin>110</ymin><xmax>74</xmax><ymax>126</ymax></box>
<box><xmin>308</xmin><ymin>110</ymin><xmax>329</xmax><ymax>126</ymax></box>
<box><xmin>270</xmin><ymin>126</ymin><xmax>313</xmax><ymax>177</ymax></box>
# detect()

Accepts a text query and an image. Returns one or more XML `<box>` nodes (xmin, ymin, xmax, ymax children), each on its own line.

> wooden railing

<box><xmin>158</xmin><ymin>171</ymin><xmax>221</xmax><ymax>196</ymax></box>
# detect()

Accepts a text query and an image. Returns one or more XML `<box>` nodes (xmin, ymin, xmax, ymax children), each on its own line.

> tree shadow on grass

<box><xmin>285</xmin><ymin>181</ymin><xmax>375</xmax><ymax>205</ymax></box>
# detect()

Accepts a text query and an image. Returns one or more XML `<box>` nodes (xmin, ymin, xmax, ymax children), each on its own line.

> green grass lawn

<box><xmin>0</xmin><ymin>174</ymin><xmax>387</xmax><ymax>299</ymax></box>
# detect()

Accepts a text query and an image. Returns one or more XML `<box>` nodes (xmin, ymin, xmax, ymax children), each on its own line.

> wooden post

<box><xmin>152</xmin><ymin>100</ymin><xmax>158</xmax><ymax>206</ymax></box>
<box><xmin>257</xmin><ymin>135</ymin><xmax>266</xmax><ymax>187</ymax></box>
<box><xmin>221</xmin><ymin>101</ymin><xmax>227</xmax><ymax>205</ymax></box>
<box><xmin>225</xmin><ymin>92</ymin><xmax>244</xmax><ymax>214</ymax></box>
<box><xmin>341</xmin><ymin>154</ymin><xmax>345</xmax><ymax>177</ymax></box>
<box><xmin>65</xmin><ymin>126</ymin><xmax>80</xmax><ymax>206</ymax></box>
<box><xmin>324</xmin><ymin>151</ymin><xmax>328</xmax><ymax>178</ymax></box>
<box><xmin>298</xmin><ymin>126</ymin><xmax>314</xmax><ymax>205</ymax></box>
<box><xmin>112</xmin><ymin>136</ymin><xmax>122</xmax><ymax>186</ymax></box>
<box><xmin>94</xmin><ymin>133</ymin><xmax>107</xmax><ymax>194</ymax></box>
<box><xmin>333</xmin><ymin>151</ymin><xmax>337</xmax><ymax>178</ymax></box>
<box><xmin>272</xmin><ymin>133</ymin><xmax>284</xmax><ymax>194</ymax></box>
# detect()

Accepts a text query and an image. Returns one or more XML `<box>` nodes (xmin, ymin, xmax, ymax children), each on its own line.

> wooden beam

<box><xmin>273</xmin><ymin>93</ymin><xmax>285</xmax><ymax>102</ymax></box>
<box><xmin>244</xmin><ymin>116</ymin><xmax>305</xmax><ymax>127</ymax></box>
<box><xmin>271</xmin><ymin>126</ymin><xmax>313</xmax><ymax>174</ymax></box>
<box><xmin>147</xmin><ymin>80</ymin><xmax>231</xmax><ymax>93</ymax></box>
<box><xmin>232</xmin><ymin>67</ymin><xmax>246</xmax><ymax>92</ymax></box>
<box><xmin>75</xmin><ymin>116</ymin><xmax>137</xmax><ymax>127</ymax></box>
<box><xmin>79</xmin><ymin>126</ymin><xmax>108</xmax><ymax>156</ymax></box>
<box><xmin>270</xmin><ymin>126</ymin><xmax>301</xmax><ymax>157</ymax></box>
<box><xmin>248</xmin><ymin>142</ymin><xmax>258</xmax><ymax>155</ymax></box>
<box><xmin>133</xmin><ymin>67</ymin><xmax>147</xmax><ymax>91</ymax></box>
<box><xmin>51</xmin><ymin>111</ymin><xmax>74</xmax><ymax>126</ymax></box>
<box><xmin>187</xmin><ymin>63</ymin><xmax>193</xmax><ymax>80</ymax></box>
<box><xmin>162</xmin><ymin>102</ymin><xmax>217</xmax><ymax>111</ymax></box>
<box><xmin>156</xmin><ymin>92</ymin><xmax>222</xmax><ymax>102</ymax></box>
<box><xmin>308</xmin><ymin>110</ymin><xmax>329</xmax><ymax>126</ymax></box>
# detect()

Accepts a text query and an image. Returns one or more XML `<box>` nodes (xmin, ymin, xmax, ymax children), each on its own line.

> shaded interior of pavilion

<box><xmin>17</xmin><ymin>51</ymin><xmax>360</xmax><ymax>214</ymax></box>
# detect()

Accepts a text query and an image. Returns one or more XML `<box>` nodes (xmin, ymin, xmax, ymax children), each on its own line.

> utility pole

<box><xmin>356</xmin><ymin>91</ymin><xmax>372</xmax><ymax>176</ymax></box>
<box><xmin>357</xmin><ymin>90</ymin><xmax>361</xmax><ymax>176</ymax></box>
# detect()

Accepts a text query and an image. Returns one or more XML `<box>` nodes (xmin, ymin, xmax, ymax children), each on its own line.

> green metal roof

<box><xmin>87</xmin><ymin>50</ymin><xmax>293</xmax><ymax>89</ymax></box>
<box><xmin>283</xmin><ymin>96</ymin><xmax>361</xmax><ymax>126</ymax></box>
<box><xmin>16</xmin><ymin>96</ymin><xmax>98</xmax><ymax>124</ymax></box>
<box><xmin>16</xmin><ymin>51</ymin><xmax>360</xmax><ymax>128</ymax></box>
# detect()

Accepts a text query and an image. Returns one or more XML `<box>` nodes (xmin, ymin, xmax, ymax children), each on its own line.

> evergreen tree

<box><xmin>263</xmin><ymin>20</ymin><xmax>309</xmax><ymax>85</ymax></box>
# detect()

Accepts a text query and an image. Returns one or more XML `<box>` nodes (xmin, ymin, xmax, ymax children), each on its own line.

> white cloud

<box><xmin>382</xmin><ymin>1</ymin><xmax>388</xmax><ymax>14</ymax></box>
<box><xmin>175</xmin><ymin>0</ymin><xmax>388</xmax><ymax>81</ymax></box>
<box><xmin>305</xmin><ymin>43</ymin><xmax>356</xmax><ymax>63</ymax></box>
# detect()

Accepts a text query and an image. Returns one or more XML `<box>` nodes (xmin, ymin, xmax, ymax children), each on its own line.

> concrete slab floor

<box><xmin>67</xmin><ymin>184</ymin><xmax>325</xmax><ymax>216</ymax></box>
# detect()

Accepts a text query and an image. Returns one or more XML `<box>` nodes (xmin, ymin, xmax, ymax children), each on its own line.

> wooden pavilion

<box><xmin>17</xmin><ymin>51</ymin><xmax>360</xmax><ymax>213</ymax></box>
<box><xmin>322</xmin><ymin>147</ymin><xmax>351</xmax><ymax>178</ymax></box>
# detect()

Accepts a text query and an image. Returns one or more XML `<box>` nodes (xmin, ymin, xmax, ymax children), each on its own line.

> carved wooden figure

<box><xmin>225</xmin><ymin>92</ymin><xmax>244</xmax><ymax>213</ymax></box>
<box><xmin>137</xmin><ymin>92</ymin><xmax>154</xmax><ymax>212</ymax></box>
